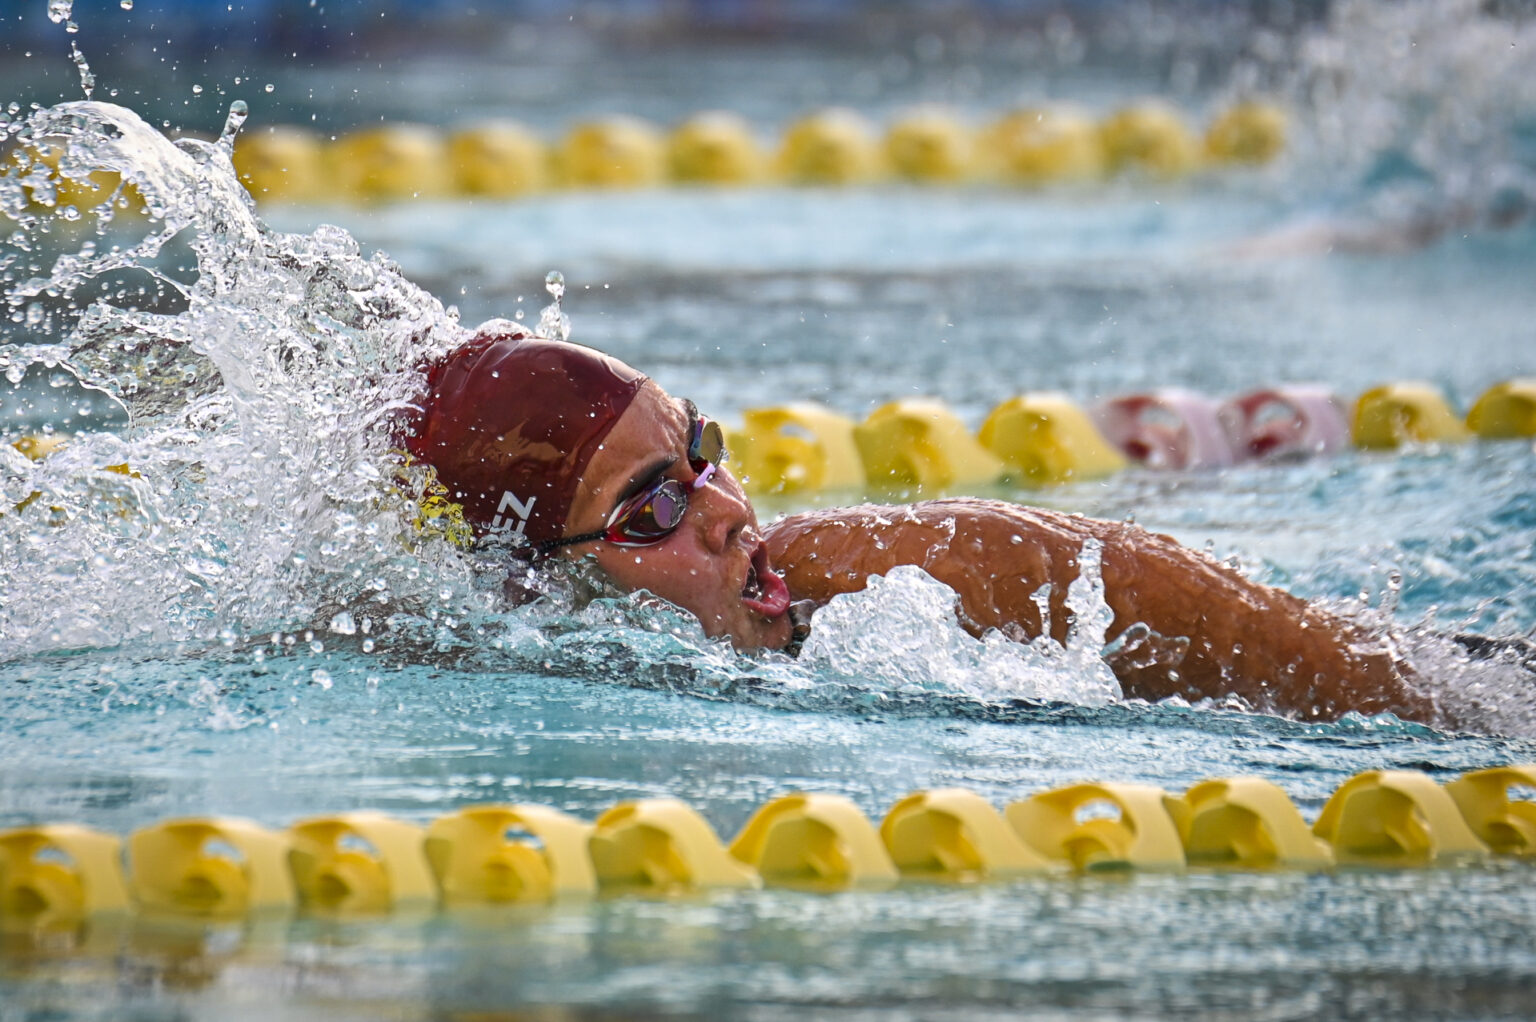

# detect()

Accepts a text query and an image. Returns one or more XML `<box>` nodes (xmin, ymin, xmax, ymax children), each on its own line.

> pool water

<box><xmin>4</xmin><ymin>1</ymin><xmax>1536</xmax><ymax>1018</ymax></box>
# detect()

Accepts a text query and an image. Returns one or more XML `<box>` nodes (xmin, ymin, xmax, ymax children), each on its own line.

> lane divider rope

<box><xmin>197</xmin><ymin>99</ymin><xmax>1290</xmax><ymax>201</ymax></box>
<box><xmin>2</xmin><ymin>766</ymin><xmax>1533</xmax><ymax>925</ymax></box>
<box><xmin>6</xmin><ymin>380</ymin><xmax>1531</xmax><ymax>518</ymax></box>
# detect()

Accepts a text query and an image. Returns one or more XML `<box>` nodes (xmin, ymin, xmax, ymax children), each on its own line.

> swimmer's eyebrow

<box><xmin>611</xmin><ymin>400</ymin><xmax>694</xmax><ymax>509</ymax></box>
<box><xmin>614</xmin><ymin>454</ymin><xmax>677</xmax><ymax>509</ymax></box>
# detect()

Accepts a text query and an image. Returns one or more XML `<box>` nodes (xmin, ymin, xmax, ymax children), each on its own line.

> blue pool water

<box><xmin>3</xmin><ymin>1</ymin><xmax>1536</xmax><ymax>1018</ymax></box>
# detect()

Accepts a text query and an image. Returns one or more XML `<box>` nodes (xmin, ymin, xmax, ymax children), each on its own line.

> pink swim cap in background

<box><xmin>401</xmin><ymin>320</ymin><xmax>648</xmax><ymax>548</ymax></box>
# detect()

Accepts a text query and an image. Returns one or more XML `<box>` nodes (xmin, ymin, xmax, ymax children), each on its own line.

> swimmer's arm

<box><xmin>765</xmin><ymin>499</ymin><xmax>1434</xmax><ymax>722</ymax></box>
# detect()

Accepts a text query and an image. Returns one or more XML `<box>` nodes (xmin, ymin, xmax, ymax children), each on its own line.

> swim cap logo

<box><xmin>490</xmin><ymin>490</ymin><xmax>537</xmax><ymax>535</ymax></box>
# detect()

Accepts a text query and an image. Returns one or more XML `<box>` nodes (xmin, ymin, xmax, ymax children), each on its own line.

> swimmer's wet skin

<box><xmin>765</xmin><ymin>500</ymin><xmax>1430</xmax><ymax>723</ymax></box>
<box><xmin>404</xmin><ymin>323</ymin><xmax>1473</xmax><ymax>727</ymax></box>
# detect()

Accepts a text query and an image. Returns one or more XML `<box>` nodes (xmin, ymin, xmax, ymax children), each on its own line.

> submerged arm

<box><xmin>764</xmin><ymin>498</ymin><xmax>1434</xmax><ymax>722</ymax></box>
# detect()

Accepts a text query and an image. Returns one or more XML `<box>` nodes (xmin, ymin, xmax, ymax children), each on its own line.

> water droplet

<box><xmin>538</xmin><ymin>269</ymin><xmax>571</xmax><ymax>341</ymax></box>
<box><xmin>329</xmin><ymin>610</ymin><xmax>357</xmax><ymax>635</ymax></box>
<box><xmin>120</xmin><ymin>0</ymin><xmax>134</xmax><ymax>9</ymax></box>
<box><xmin>1381</xmin><ymin>569</ymin><xmax>1404</xmax><ymax>614</ymax></box>
<box><xmin>310</xmin><ymin>668</ymin><xmax>333</xmax><ymax>690</ymax></box>
<box><xmin>264</xmin><ymin>83</ymin><xmax>275</xmax><ymax>94</ymax></box>
<box><xmin>48</xmin><ymin>0</ymin><xmax>73</xmax><ymax>24</ymax></box>
<box><xmin>191</xmin><ymin>84</ymin><xmax>203</xmax><ymax>95</ymax></box>
<box><xmin>219</xmin><ymin>100</ymin><xmax>248</xmax><ymax>148</ymax></box>
<box><xmin>68</xmin><ymin>42</ymin><xmax>94</xmax><ymax>100</ymax></box>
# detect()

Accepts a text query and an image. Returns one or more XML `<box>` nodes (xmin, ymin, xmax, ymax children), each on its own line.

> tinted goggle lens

<box><xmin>606</xmin><ymin>478</ymin><xmax>689</xmax><ymax>544</ymax></box>
<box><xmin>689</xmin><ymin>418</ymin><xmax>726</xmax><ymax>476</ymax></box>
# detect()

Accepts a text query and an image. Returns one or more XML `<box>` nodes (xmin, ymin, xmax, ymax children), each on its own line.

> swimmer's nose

<box><xmin>695</xmin><ymin>471</ymin><xmax>753</xmax><ymax>554</ymax></box>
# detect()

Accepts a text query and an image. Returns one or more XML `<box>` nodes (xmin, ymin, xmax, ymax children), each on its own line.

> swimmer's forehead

<box><xmin>582</xmin><ymin>390</ymin><xmax>699</xmax><ymax>512</ymax></box>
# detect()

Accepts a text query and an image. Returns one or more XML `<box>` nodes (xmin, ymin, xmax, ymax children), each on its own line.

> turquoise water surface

<box><xmin>4</xmin><ymin>1</ymin><xmax>1536</xmax><ymax>1018</ymax></box>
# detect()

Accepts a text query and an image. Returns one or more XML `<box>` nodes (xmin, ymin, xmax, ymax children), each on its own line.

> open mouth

<box><xmin>741</xmin><ymin>544</ymin><xmax>791</xmax><ymax>617</ymax></box>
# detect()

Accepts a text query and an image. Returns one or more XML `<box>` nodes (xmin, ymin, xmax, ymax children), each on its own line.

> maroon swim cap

<box><xmin>402</xmin><ymin>320</ymin><xmax>648</xmax><ymax>547</ymax></box>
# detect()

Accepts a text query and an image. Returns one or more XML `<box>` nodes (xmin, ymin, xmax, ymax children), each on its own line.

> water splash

<box><xmin>218</xmin><ymin>100</ymin><xmax>248</xmax><ymax>151</ymax></box>
<box><xmin>68</xmin><ymin>43</ymin><xmax>94</xmax><ymax>101</ymax></box>
<box><xmin>1264</xmin><ymin>0</ymin><xmax>1536</xmax><ymax>232</ymax></box>
<box><xmin>537</xmin><ymin>269</ymin><xmax>571</xmax><ymax>341</ymax></box>
<box><xmin>1</xmin><ymin>101</ymin><xmax>471</xmax><ymax>658</ymax></box>
<box><xmin>799</xmin><ymin>555</ymin><xmax>1123</xmax><ymax>706</ymax></box>
<box><xmin>47</xmin><ymin>0</ymin><xmax>77</xmax><ymax>32</ymax></box>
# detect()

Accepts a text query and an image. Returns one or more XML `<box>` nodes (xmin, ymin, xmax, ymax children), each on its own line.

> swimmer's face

<box><xmin>558</xmin><ymin>382</ymin><xmax>795</xmax><ymax>652</ymax></box>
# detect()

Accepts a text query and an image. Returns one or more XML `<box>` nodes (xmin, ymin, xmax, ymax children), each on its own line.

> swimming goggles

<box><xmin>538</xmin><ymin>416</ymin><xmax>726</xmax><ymax>554</ymax></box>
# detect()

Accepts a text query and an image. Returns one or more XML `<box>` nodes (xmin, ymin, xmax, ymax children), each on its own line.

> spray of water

<box><xmin>0</xmin><ymin>99</ymin><xmax>1130</xmax><ymax>715</ymax></box>
<box><xmin>1266</xmin><ymin>0</ymin><xmax>1536</xmax><ymax>229</ymax></box>
<box><xmin>799</xmin><ymin>543</ymin><xmax>1123</xmax><ymax>707</ymax></box>
<box><xmin>1</xmin><ymin>101</ymin><xmax>474</xmax><ymax>657</ymax></box>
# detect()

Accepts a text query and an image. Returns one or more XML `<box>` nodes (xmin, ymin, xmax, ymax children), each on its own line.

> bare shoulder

<box><xmin>765</xmin><ymin>497</ymin><xmax>1152</xmax><ymax>556</ymax></box>
<box><xmin>763</xmin><ymin>498</ymin><xmax>1120</xmax><ymax>615</ymax></box>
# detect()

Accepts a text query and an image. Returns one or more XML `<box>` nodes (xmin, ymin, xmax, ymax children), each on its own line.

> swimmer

<box><xmin>403</xmin><ymin>321</ymin><xmax>1448</xmax><ymax>724</ymax></box>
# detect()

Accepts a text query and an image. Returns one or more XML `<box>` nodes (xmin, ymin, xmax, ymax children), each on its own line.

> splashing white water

<box><xmin>799</xmin><ymin>549</ymin><xmax>1124</xmax><ymax>706</ymax></box>
<box><xmin>1</xmin><ymin>101</ymin><xmax>474</xmax><ymax>658</ymax></box>
<box><xmin>1278</xmin><ymin>0</ymin><xmax>1536</xmax><ymax>220</ymax></box>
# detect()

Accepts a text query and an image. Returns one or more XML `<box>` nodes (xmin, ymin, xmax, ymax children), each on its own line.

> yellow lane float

<box><xmin>1352</xmin><ymin>382</ymin><xmax>1472</xmax><ymax>449</ymax></box>
<box><xmin>588</xmin><ymin>798</ymin><xmax>760</xmax><ymax>893</ymax></box>
<box><xmin>1168</xmin><ymin>777</ymin><xmax>1333</xmax><ymax>870</ymax></box>
<box><xmin>287</xmin><ymin>811</ymin><xmax>437</xmax><ymax>914</ymax></box>
<box><xmin>979</xmin><ymin>392</ymin><xmax>1127</xmax><ymax>484</ymax></box>
<box><xmin>425</xmin><ymin>804</ymin><xmax>597</xmax><ymax>903</ymax></box>
<box><xmin>1443</xmin><ymin>765</ymin><xmax>1536</xmax><ymax>856</ymax></box>
<box><xmin>1203</xmin><ymin>100</ymin><xmax>1288</xmax><ymax>166</ymax></box>
<box><xmin>219</xmin><ymin>99</ymin><xmax>1299</xmax><ymax>205</ymax></box>
<box><xmin>0</xmin><ymin>825</ymin><xmax>131</xmax><ymax>925</ymax></box>
<box><xmin>448</xmin><ymin>120</ymin><xmax>549</xmax><ymax>197</ymax></box>
<box><xmin>884</xmin><ymin>105</ymin><xmax>976</xmax><ymax>184</ymax></box>
<box><xmin>854</xmin><ymin>398</ymin><xmax>1003</xmax><ymax>491</ymax></box>
<box><xmin>1312</xmin><ymin>770</ymin><xmax>1489</xmax><ymax>867</ymax></box>
<box><xmin>732</xmin><ymin>402</ymin><xmax>863</xmax><ymax>495</ymax></box>
<box><xmin>1005</xmin><ymin>782</ymin><xmax>1186</xmax><ymax>872</ymax></box>
<box><xmin>981</xmin><ymin>106</ymin><xmax>1106</xmax><ymax>185</ymax></box>
<box><xmin>667</xmin><ymin>111</ymin><xmax>766</xmax><ymax>186</ymax></box>
<box><xmin>1099</xmin><ymin>100</ymin><xmax>1202</xmax><ymax>178</ymax></box>
<box><xmin>776</xmin><ymin>108</ymin><xmax>885</xmax><ymax>185</ymax></box>
<box><xmin>330</xmin><ymin>124</ymin><xmax>451</xmax><ymax>202</ymax></box>
<box><xmin>881</xmin><ymin>788</ymin><xmax>1058</xmax><ymax>880</ymax></box>
<box><xmin>3</xmin><ymin>765</ymin><xmax>1536</xmax><ymax>925</ymax></box>
<box><xmin>127</xmin><ymin>817</ymin><xmax>295</xmax><ymax>917</ymax></box>
<box><xmin>555</xmin><ymin>116</ymin><xmax>667</xmax><ymax>189</ymax></box>
<box><xmin>1466</xmin><ymin>378</ymin><xmax>1536</xmax><ymax>438</ymax></box>
<box><xmin>231</xmin><ymin>125</ymin><xmax>325</xmax><ymax>202</ymax></box>
<box><xmin>729</xmin><ymin>793</ymin><xmax>898</xmax><ymax>889</ymax></box>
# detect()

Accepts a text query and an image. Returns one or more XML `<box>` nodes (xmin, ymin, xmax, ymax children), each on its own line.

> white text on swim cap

<box><xmin>491</xmin><ymin>490</ymin><xmax>537</xmax><ymax>535</ymax></box>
